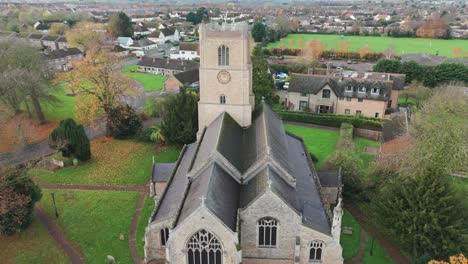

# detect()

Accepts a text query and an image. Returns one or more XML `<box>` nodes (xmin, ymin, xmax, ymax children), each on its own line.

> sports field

<box><xmin>267</xmin><ymin>34</ymin><xmax>467</xmax><ymax>58</ymax></box>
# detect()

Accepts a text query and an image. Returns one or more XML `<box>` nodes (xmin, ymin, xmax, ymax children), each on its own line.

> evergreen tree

<box><xmin>373</xmin><ymin>58</ymin><xmax>402</xmax><ymax>73</ymax></box>
<box><xmin>160</xmin><ymin>88</ymin><xmax>198</xmax><ymax>144</ymax></box>
<box><xmin>251</xmin><ymin>22</ymin><xmax>266</xmax><ymax>42</ymax></box>
<box><xmin>108</xmin><ymin>12</ymin><xmax>133</xmax><ymax>37</ymax></box>
<box><xmin>50</xmin><ymin>118</ymin><xmax>91</xmax><ymax>161</ymax></box>
<box><xmin>251</xmin><ymin>46</ymin><xmax>275</xmax><ymax>105</ymax></box>
<box><xmin>375</xmin><ymin>172</ymin><xmax>465</xmax><ymax>263</ymax></box>
<box><xmin>106</xmin><ymin>104</ymin><xmax>142</xmax><ymax>139</ymax></box>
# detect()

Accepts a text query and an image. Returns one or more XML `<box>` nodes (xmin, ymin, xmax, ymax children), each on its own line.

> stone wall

<box><xmin>354</xmin><ymin>127</ymin><xmax>382</xmax><ymax>141</ymax></box>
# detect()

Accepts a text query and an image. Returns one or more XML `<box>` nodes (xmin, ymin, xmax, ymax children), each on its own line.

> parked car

<box><xmin>283</xmin><ymin>82</ymin><xmax>290</xmax><ymax>90</ymax></box>
<box><xmin>347</xmin><ymin>59</ymin><xmax>352</xmax><ymax>64</ymax></box>
<box><xmin>277</xmin><ymin>72</ymin><xmax>288</xmax><ymax>79</ymax></box>
<box><xmin>170</xmin><ymin>47</ymin><xmax>177</xmax><ymax>52</ymax></box>
<box><xmin>319</xmin><ymin>57</ymin><xmax>325</xmax><ymax>62</ymax></box>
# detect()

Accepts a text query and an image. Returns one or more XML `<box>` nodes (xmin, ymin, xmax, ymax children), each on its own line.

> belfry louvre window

<box><xmin>187</xmin><ymin>229</ymin><xmax>222</xmax><ymax>264</ymax></box>
<box><xmin>160</xmin><ymin>227</ymin><xmax>169</xmax><ymax>246</ymax></box>
<box><xmin>258</xmin><ymin>217</ymin><xmax>278</xmax><ymax>247</ymax></box>
<box><xmin>218</xmin><ymin>45</ymin><xmax>229</xmax><ymax>66</ymax></box>
<box><xmin>309</xmin><ymin>240</ymin><xmax>324</xmax><ymax>261</ymax></box>
<box><xmin>220</xmin><ymin>95</ymin><xmax>226</xmax><ymax>104</ymax></box>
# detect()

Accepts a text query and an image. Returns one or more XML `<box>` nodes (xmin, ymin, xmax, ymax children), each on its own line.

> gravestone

<box><xmin>343</xmin><ymin>226</ymin><xmax>353</xmax><ymax>235</ymax></box>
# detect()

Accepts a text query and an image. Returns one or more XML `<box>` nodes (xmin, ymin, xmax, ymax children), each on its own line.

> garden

<box><xmin>39</xmin><ymin>189</ymin><xmax>140</xmax><ymax>264</ymax></box>
<box><xmin>122</xmin><ymin>64</ymin><xmax>167</xmax><ymax>92</ymax></box>
<box><xmin>31</xmin><ymin>138</ymin><xmax>181</xmax><ymax>186</ymax></box>
<box><xmin>267</xmin><ymin>33</ymin><xmax>467</xmax><ymax>58</ymax></box>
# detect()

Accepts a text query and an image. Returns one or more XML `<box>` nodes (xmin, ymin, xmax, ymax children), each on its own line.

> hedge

<box><xmin>276</xmin><ymin>110</ymin><xmax>386</xmax><ymax>131</ymax></box>
<box><xmin>269</xmin><ymin>48</ymin><xmax>400</xmax><ymax>61</ymax></box>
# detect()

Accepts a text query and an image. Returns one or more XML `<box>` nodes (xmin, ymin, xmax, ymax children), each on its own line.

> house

<box><xmin>111</xmin><ymin>45</ymin><xmax>130</xmax><ymax>57</ymax></box>
<box><xmin>374</xmin><ymin>14</ymin><xmax>391</xmax><ymax>21</ymax></box>
<box><xmin>116</xmin><ymin>37</ymin><xmax>134</xmax><ymax>48</ymax></box>
<box><xmin>137</xmin><ymin>57</ymin><xmax>199</xmax><ymax>76</ymax></box>
<box><xmin>42</xmin><ymin>47</ymin><xmax>84</xmax><ymax>71</ymax></box>
<box><xmin>134</xmin><ymin>22</ymin><xmax>151</xmax><ymax>37</ymax></box>
<box><xmin>164</xmin><ymin>68</ymin><xmax>199</xmax><ymax>91</ymax></box>
<box><xmin>286</xmin><ymin>70</ymin><xmax>405</xmax><ymax>118</ymax></box>
<box><xmin>148</xmin><ymin>28</ymin><xmax>180</xmax><ymax>44</ymax></box>
<box><xmin>170</xmin><ymin>42</ymin><xmax>199</xmax><ymax>60</ymax></box>
<box><xmin>128</xmin><ymin>39</ymin><xmax>158</xmax><ymax>56</ymax></box>
<box><xmin>144</xmin><ymin>22</ymin><xmax>344</xmax><ymax>264</ymax></box>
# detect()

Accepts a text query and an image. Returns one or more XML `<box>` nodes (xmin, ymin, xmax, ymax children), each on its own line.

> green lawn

<box><xmin>354</xmin><ymin>137</ymin><xmax>380</xmax><ymax>170</ymax></box>
<box><xmin>136</xmin><ymin>196</ymin><xmax>155</xmax><ymax>258</ymax></box>
<box><xmin>39</xmin><ymin>190</ymin><xmax>139</xmax><ymax>264</ymax></box>
<box><xmin>122</xmin><ymin>64</ymin><xmax>167</xmax><ymax>92</ymax></box>
<box><xmin>363</xmin><ymin>237</ymin><xmax>395</xmax><ymax>264</ymax></box>
<box><xmin>340</xmin><ymin>210</ymin><xmax>361</xmax><ymax>260</ymax></box>
<box><xmin>285</xmin><ymin>125</ymin><xmax>339</xmax><ymax>169</ymax></box>
<box><xmin>21</xmin><ymin>83</ymin><xmax>76</xmax><ymax>122</ymax></box>
<box><xmin>31</xmin><ymin>138</ymin><xmax>182</xmax><ymax>186</ymax></box>
<box><xmin>285</xmin><ymin>125</ymin><xmax>380</xmax><ymax>169</ymax></box>
<box><xmin>267</xmin><ymin>34</ymin><xmax>467</xmax><ymax>58</ymax></box>
<box><xmin>0</xmin><ymin>216</ymin><xmax>69</xmax><ymax>264</ymax></box>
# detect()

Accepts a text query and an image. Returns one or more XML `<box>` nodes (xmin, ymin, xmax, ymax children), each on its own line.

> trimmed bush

<box><xmin>106</xmin><ymin>104</ymin><xmax>143</xmax><ymax>139</ymax></box>
<box><xmin>276</xmin><ymin>110</ymin><xmax>386</xmax><ymax>131</ymax></box>
<box><xmin>50</xmin><ymin>119</ymin><xmax>91</xmax><ymax>161</ymax></box>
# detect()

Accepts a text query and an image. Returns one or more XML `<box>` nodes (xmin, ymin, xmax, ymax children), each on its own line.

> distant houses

<box><xmin>0</xmin><ymin>31</ymin><xmax>68</xmax><ymax>50</ymax></box>
<box><xmin>170</xmin><ymin>42</ymin><xmax>199</xmax><ymax>60</ymax></box>
<box><xmin>137</xmin><ymin>57</ymin><xmax>199</xmax><ymax>76</ymax></box>
<box><xmin>42</xmin><ymin>48</ymin><xmax>84</xmax><ymax>71</ymax></box>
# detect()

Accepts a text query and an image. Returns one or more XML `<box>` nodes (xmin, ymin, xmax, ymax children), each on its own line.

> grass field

<box><xmin>0</xmin><ymin>216</ymin><xmax>69</xmax><ymax>264</ymax></box>
<box><xmin>122</xmin><ymin>64</ymin><xmax>167</xmax><ymax>92</ymax></box>
<box><xmin>136</xmin><ymin>196</ymin><xmax>155</xmax><ymax>258</ymax></box>
<box><xmin>363</xmin><ymin>237</ymin><xmax>395</xmax><ymax>264</ymax></box>
<box><xmin>40</xmin><ymin>190</ymin><xmax>139</xmax><ymax>264</ymax></box>
<box><xmin>267</xmin><ymin>34</ymin><xmax>467</xmax><ymax>58</ymax></box>
<box><xmin>31</xmin><ymin>138</ymin><xmax>182</xmax><ymax>186</ymax></box>
<box><xmin>43</xmin><ymin>84</ymin><xmax>77</xmax><ymax>122</ymax></box>
<box><xmin>340</xmin><ymin>210</ymin><xmax>361</xmax><ymax>260</ymax></box>
<box><xmin>285</xmin><ymin>125</ymin><xmax>380</xmax><ymax>169</ymax></box>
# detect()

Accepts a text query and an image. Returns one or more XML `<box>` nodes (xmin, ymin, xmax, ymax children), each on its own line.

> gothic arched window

<box><xmin>220</xmin><ymin>95</ymin><xmax>226</xmax><ymax>104</ymax></box>
<box><xmin>218</xmin><ymin>45</ymin><xmax>229</xmax><ymax>66</ymax></box>
<box><xmin>160</xmin><ymin>227</ymin><xmax>169</xmax><ymax>246</ymax></box>
<box><xmin>258</xmin><ymin>217</ymin><xmax>278</xmax><ymax>247</ymax></box>
<box><xmin>187</xmin><ymin>229</ymin><xmax>223</xmax><ymax>264</ymax></box>
<box><xmin>309</xmin><ymin>240</ymin><xmax>324</xmax><ymax>261</ymax></box>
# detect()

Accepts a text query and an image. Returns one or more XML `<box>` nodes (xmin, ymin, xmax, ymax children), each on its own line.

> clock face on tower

<box><xmin>217</xmin><ymin>70</ymin><xmax>231</xmax><ymax>84</ymax></box>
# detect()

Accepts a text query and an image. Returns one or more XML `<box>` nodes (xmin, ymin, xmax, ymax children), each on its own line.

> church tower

<box><xmin>198</xmin><ymin>22</ymin><xmax>255</xmax><ymax>132</ymax></box>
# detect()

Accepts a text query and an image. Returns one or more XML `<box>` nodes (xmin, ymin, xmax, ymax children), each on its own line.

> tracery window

<box><xmin>160</xmin><ymin>227</ymin><xmax>169</xmax><ymax>246</ymax></box>
<box><xmin>258</xmin><ymin>217</ymin><xmax>278</xmax><ymax>247</ymax></box>
<box><xmin>218</xmin><ymin>45</ymin><xmax>229</xmax><ymax>66</ymax></box>
<box><xmin>309</xmin><ymin>240</ymin><xmax>324</xmax><ymax>261</ymax></box>
<box><xmin>187</xmin><ymin>229</ymin><xmax>222</xmax><ymax>264</ymax></box>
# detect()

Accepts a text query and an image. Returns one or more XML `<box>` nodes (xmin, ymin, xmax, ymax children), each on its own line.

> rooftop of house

<box><xmin>41</xmin><ymin>47</ymin><xmax>83</xmax><ymax>60</ymax></box>
<box><xmin>179</xmin><ymin>42</ymin><xmax>199</xmax><ymax>51</ymax></box>
<box><xmin>174</xmin><ymin>68</ymin><xmax>199</xmax><ymax>85</ymax></box>
<box><xmin>137</xmin><ymin>57</ymin><xmax>199</xmax><ymax>71</ymax></box>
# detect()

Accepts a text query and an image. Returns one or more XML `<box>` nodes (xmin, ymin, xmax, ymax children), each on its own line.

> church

<box><xmin>144</xmin><ymin>22</ymin><xmax>344</xmax><ymax>264</ymax></box>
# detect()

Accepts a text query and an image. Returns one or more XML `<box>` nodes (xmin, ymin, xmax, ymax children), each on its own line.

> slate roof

<box><xmin>135</xmin><ymin>24</ymin><xmax>149</xmax><ymax>32</ymax></box>
<box><xmin>41</xmin><ymin>35</ymin><xmax>59</xmax><ymax>41</ymax></box>
<box><xmin>161</xmin><ymin>27</ymin><xmax>176</xmax><ymax>36</ymax></box>
<box><xmin>289</xmin><ymin>73</ymin><xmax>395</xmax><ymax>101</ymax></box>
<box><xmin>152</xmin><ymin>163</ymin><xmax>176</xmax><ymax>182</ymax></box>
<box><xmin>151</xmin><ymin>103</ymin><xmax>332</xmax><ymax>235</ymax></box>
<box><xmin>174</xmin><ymin>69</ymin><xmax>199</xmax><ymax>85</ymax></box>
<box><xmin>317</xmin><ymin>171</ymin><xmax>341</xmax><ymax>187</ymax></box>
<box><xmin>138</xmin><ymin>57</ymin><xmax>199</xmax><ymax>72</ymax></box>
<box><xmin>130</xmin><ymin>39</ymin><xmax>156</xmax><ymax>48</ymax></box>
<box><xmin>42</xmin><ymin>48</ymin><xmax>83</xmax><ymax>60</ymax></box>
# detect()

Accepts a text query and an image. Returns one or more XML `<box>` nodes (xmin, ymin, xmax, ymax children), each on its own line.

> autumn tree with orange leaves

<box><xmin>337</xmin><ymin>39</ymin><xmax>351</xmax><ymax>53</ymax></box>
<box><xmin>58</xmin><ymin>48</ymin><xmax>140</xmax><ymax>127</ymax></box>
<box><xmin>359</xmin><ymin>44</ymin><xmax>371</xmax><ymax>59</ymax></box>
<box><xmin>300</xmin><ymin>39</ymin><xmax>325</xmax><ymax>64</ymax></box>
<box><xmin>429</xmin><ymin>254</ymin><xmax>467</xmax><ymax>264</ymax></box>
<box><xmin>416</xmin><ymin>19</ymin><xmax>449</xmax><ymax>39</ymax></box>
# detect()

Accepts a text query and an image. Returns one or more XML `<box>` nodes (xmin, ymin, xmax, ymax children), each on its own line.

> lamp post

<box><xmin>51</xmin><ymin>192</ymin><xmax>59</xmax><ymax>219</ymax></box>
<box><xmin>370</xmin><ymin>236</ymin><xmax>375</xmax><ymax>256</ymax></box>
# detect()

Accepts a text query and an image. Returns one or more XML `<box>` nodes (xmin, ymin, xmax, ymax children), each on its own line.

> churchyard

<box><xmin>267</xmin><ymin>33</ymin><xmax>467</xmax><ymax>58</ymax></box>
